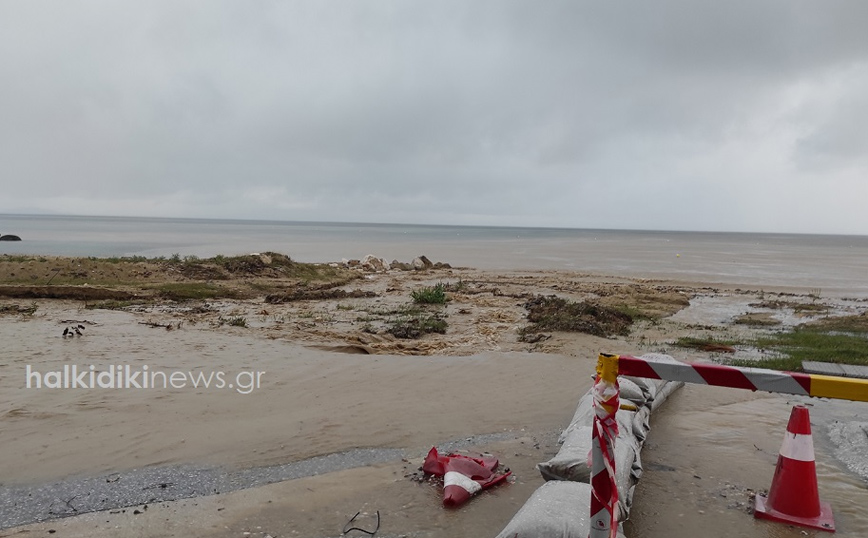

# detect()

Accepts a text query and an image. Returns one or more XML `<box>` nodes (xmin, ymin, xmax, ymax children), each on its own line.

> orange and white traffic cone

<box><xmin>422</xmin><ymin>447</ymin><xmax>511</xmax><ymax>508</ymax></box>
<box><xmin>754</xmin><ymin>405</ymin><xmax>835</xmax><ymax>532</ymax></box>
<box><xmin>443</xmin><ymin>457</ymin><xmax>488</xmax><ymax>508</ymax></box>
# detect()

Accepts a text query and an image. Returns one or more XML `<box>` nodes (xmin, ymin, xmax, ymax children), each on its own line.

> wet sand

<box><xmin>2</xmin><ymin>267</ymin><xmax>867</xmax><ymax>537</ymax></box>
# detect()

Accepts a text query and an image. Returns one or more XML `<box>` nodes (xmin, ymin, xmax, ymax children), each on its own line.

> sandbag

<box><xmin>624</xmin><ymin>353</ymin><xmax>686</xmax><ymax>411</ymax></box>
<box><xmin>650</xmin><ymin>376</ymin><xmax>683</xmax><ymax>412</ymax></box>
<box><xmin>632</xmin><ymin>405</ymin><xmax>651</xmax><ymax>443</ymax></box>
<box><xmin>618</xmin><ymin>377</ymin><xmax>648</xmax><ymax>407</ymax></box>
<box><xmin>537</xmin><ymin>353</ymin><xmax>685</xmax><ymax>525</ymax></box>
<box><xmin>539</xmin><ymin>414</ymin><xmax>642</xmax><ymax>521</ymax></box>
<box><xmin>494</xmin><ymin>480</ymin><xmax>626</xmax><ymax>538</ymax></box>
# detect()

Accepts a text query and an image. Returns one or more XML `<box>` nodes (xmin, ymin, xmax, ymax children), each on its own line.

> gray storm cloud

<box><xmin>1</xmin><ymin>1</ymin><xmax>866</xmax><ymax>233</ymax></box>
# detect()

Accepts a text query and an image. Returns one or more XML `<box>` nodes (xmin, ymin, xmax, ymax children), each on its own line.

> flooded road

<box><xmin>627</xmin><ymin>384</ymin><xmax>868</xmax><ymax>538</ymax></box>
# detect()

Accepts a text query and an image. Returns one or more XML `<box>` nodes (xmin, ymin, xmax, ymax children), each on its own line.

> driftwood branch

<box><xmin>138</xmin><ymin>320</ymin><xmax>182</xmax><ymax>330</ymax></box>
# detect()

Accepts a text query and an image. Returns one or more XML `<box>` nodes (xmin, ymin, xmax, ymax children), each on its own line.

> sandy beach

<box><xmin>2</xmin><ymin>258</ymin><xmax>867</xmax><ymax>537</ymax></box>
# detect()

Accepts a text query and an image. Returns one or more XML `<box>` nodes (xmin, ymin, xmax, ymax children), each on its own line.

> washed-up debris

<box><xmin>343</xmin><ymin>510</ymin><xmax>380</xmax><ymax>536</ymax></box>
<box><xmin>521</xmin><ymin>295</ymin><xmax>633</xmax><ymax>338</ymax></box>
<box><xmin>139</xmin><ymin>320</ymin><xmax>183</xmax><ymax>331</ymax></box>
<box><xmin>62</xmin><ymin>324</ymin><xmax>86</xmax><ymax>338</ymax></box>
<box><xmin>0</xmin><ymin>303</ymin><xmax>38</xmax><ymax>315</ymax></box>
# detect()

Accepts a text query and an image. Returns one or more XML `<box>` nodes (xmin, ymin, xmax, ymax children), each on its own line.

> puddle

<box><xmin>669</xmin><ymin>294</ymin><xmax>757</xmax><ymax>326</ymax></box>
<box><xmin>670</xmin><ymin>293</ymin><xmax>867</xmax><ymax>328</ymax></box>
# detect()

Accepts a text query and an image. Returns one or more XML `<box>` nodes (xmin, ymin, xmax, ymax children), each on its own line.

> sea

<box><xmin>2</xmin><ymin>213</ymin><xmax>867</xmax><ymax>298</ymax></box>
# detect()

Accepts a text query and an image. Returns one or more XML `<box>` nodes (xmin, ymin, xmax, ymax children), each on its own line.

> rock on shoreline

<box><xmin>336</xmin><ymin>254</ymin><xmax>451</xmax><ymax>273</ymax></box>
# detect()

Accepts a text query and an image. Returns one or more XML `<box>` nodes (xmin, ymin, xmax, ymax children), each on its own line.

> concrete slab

<box><xmin>803</xmin><ymin>361</ymin><xmax>868</xmax><ymax>379</ymax></box>
<box><xmin>840</xmin><ymin>364</ymin><xmax>868</xmax><ymax>379</ymax></box>
<box><xmin>803</xmin><ymin>361</ymin><xmax>845</xmax><ymax>376</ymax></box>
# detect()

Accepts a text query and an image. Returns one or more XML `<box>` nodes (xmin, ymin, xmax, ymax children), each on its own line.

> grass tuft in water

<box><xmin>219</xmin><ymin>316</ymin><xmax>248</xmax><ymax>327</ymax></box>
<box><xmin>386</xmin><ymin>312</ymin><xmax>447</xmax><ymax>338</ymax></box>
<box><xmin>411</xmin><ymin>283</ymin><xmax>447</xmax><ymax>304</ymax></box>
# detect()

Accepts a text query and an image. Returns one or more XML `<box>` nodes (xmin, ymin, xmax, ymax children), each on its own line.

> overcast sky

<box><xmin>1</xmin><ymin>1</ymin><xmax>867</xmax><ymax>234</ymax></box>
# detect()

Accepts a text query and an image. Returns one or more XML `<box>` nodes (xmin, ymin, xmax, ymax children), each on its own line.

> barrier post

<box><xmin>589</xmin><ymin>353</ymin><xmax>620</xmax><ymax>538</ymax></box>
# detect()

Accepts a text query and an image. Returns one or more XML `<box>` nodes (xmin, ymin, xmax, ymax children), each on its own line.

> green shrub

<box><xmin>411</xmin><ymin>283</ymin><xmax>447</xmax><ymax>304</ymax></box>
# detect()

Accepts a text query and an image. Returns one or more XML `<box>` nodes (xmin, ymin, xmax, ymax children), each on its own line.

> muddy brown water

<box><xmin>2</xmin><ymin>300</ymin><xmax>867</xmax><ymax>537</ymax></box>
<box><xmin>0</xmin><ymin>302</ymin><xmax>596</xmax><ymax>485</ymax></box>
<box><xmin>0</xmin><ymin>300</ymin><xmax>591</xmax><ymax>536</ymax></box>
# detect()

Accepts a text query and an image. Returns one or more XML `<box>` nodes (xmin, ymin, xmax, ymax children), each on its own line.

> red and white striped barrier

<box><xmin>589</xmin><ymin>354</ymin><xmax>856</xmax><ymax>538</ymax></box>
<box><xmin>589</xmin><ymin>354</ymin><xmax>620</xmax><ymax>538</ymax></box>
<box><xmin>754</xmin><ymin>405</ymin><xmax>835</xmax><ymax>532</ymax></box>
<box><xmin>617</xmin><ymin>354</ymin><xmax>868</xmax><ymax>402</ymax></box>
<box><xmin>589</xmin><ymin>353</ymin><xmax>860</xmax><ymax>535</ymax></box>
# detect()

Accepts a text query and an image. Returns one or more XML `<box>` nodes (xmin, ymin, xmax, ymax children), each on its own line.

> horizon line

<box><xmin>1</xmin><ymin>211</ymin><xmax>866</xmax><ymax>238</ymax></box>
